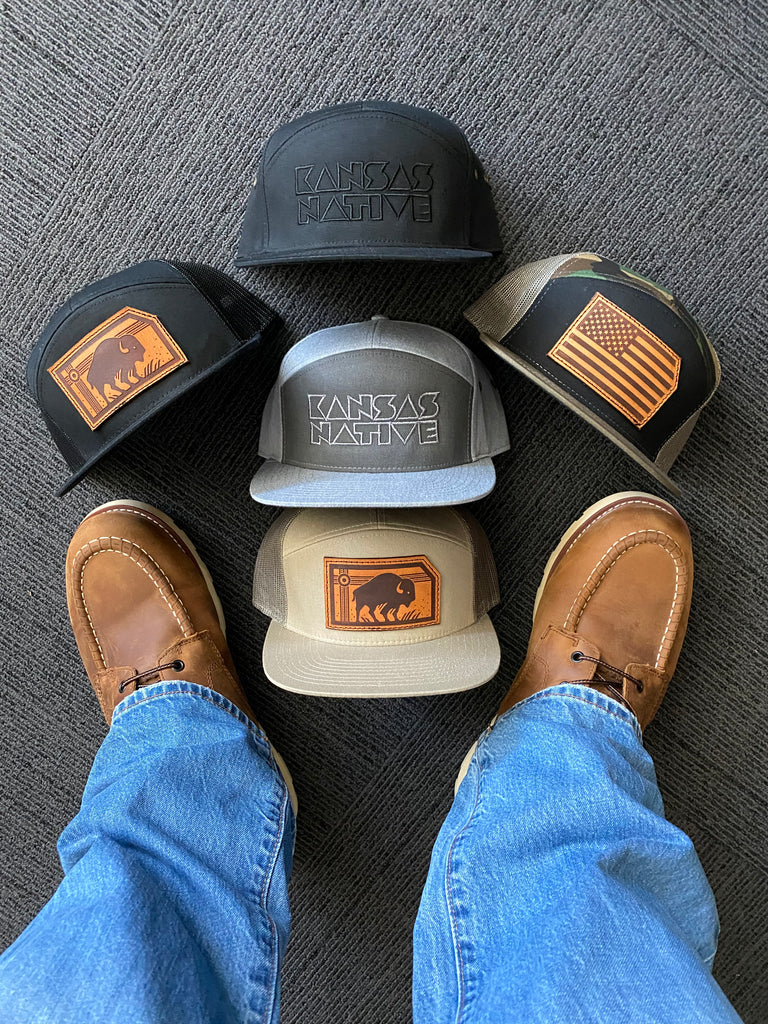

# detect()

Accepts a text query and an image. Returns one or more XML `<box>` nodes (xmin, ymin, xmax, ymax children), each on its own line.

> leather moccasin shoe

<box><xmin>455</xmin><ymin>491</ymin><xmax>693</xmax><ymax>793</ymax></box>
<box><xmin>498</xmin><ymin>490</ymin><xmax>693</xmax><ymax>728</ymax></box>
<box><xmin>66</xmin><ymin>500</ymin><xmax>297</xmax><ymax>810</ymax></box>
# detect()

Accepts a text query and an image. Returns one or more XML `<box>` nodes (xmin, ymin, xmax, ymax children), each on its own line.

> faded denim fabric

<box><xmin>0</xmin><ymin>682</ymin><xmax>294</xmax><ymax>1024</ymax></box>
<box><xmin>412</xmin><ymin>683</ymin><xmax>743</xmax><ymax>1024</ymax></box>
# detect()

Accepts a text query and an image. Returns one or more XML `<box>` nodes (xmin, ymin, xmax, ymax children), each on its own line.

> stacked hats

<box><xmin>249</xmin><ymin>315</ymin><xmax>510</xmax><ymax>696</ymax></box>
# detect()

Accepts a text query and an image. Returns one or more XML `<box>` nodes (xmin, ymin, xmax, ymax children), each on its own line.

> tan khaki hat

<box><xmin>253</xmin><ymin>507</ymin><xmax>500</xmax><ymax>697</ymax></box>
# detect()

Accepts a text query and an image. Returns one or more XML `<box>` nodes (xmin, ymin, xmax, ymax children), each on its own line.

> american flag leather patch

<box><xmin>548</xmin><ymin>293</ymin><xmax>681</xmax><ymax>427</ymax></box>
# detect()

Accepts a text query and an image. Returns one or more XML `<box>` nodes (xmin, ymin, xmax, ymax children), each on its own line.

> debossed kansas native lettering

<box><xmin>308</xmin><ymin>392</ymin><xmax>440</xmax><ymax>446</ymax></box>
<box><xmin>295</xmin><ymin>162</ymin><xmax>434</xmax><ymax>224</ymax></box>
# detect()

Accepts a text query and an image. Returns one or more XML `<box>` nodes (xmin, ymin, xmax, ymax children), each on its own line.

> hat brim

<box><xmin>261</xmin><ymin>614</ymin><xmax>500</xmax><ymax>697</ymax></box>
<box><xmin>249</xmin><ymin>458</ymin><xmax>497</xmax><ymax>507</ymax></box>
<box><xmin>235</xmin><ymin>245</ymin><xmax>494</xmax><ymax>266</ymax></box>
<box><xmin>479</xmin><ymin>335</ymin><xmax>683</xmax><ymax>497</ymax></box>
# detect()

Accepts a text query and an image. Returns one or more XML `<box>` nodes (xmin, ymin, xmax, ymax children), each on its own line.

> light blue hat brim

<box><xmin>249</xmin><ymin>458</ymin><xmax>497</xmax><ymax>508</ymax></box>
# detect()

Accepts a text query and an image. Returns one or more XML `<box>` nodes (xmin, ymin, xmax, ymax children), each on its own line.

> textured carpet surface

<box><xmin>1</xmin><ymin>1</ymin><xmax>766</xmax><ymax>1021</ymax></box>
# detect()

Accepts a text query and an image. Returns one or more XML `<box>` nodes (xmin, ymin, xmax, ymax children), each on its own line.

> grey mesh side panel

<box><xmin>258</xmin><ymin>381</ymin><xmax>284</xmax><ymax>460</ymax></box>
<box><xmin>463</xmin><ymin>253</ymin><xmax>583</xmax><ymax>342</ymax></box>
<box><xmin>456</xmin><ymin>509</ymin><xmax>500</xmax><ymax>617</ymax></box>
<box><xmin>252</xmin><ymin>510</ymin><xmax>303</xmax><ymax>622</ymax></box>
<box><xmin>470</xmin><ymin>352</ymin><xmax>510</xmax><ymax>458</ymax></box>
<box><xmin>279</xmin><ymin>320</ymin><xmax>474</xmax><ymax>384</ymax></box>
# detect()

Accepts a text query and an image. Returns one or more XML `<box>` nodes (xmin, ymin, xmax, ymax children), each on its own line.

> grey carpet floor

<box><xmin>1</xmin><ymin>1</ymin><xmax>766</xmax><ymax>1021</ymax></box>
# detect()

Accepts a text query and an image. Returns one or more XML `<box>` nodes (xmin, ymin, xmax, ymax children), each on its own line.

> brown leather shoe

<box><xmin>66</xmin><ymin>500</ymin><xmax>252</xmax><ymax>723</ymax></box>
<box><xmin>66</xmin><ymin>500</ymin><xmax>297</xmax><ymax>810</ymax></box>
<box><xmin>498</xmin><ymin>490</ymin><xmax>693</xmax><ymax>729</ymax></box>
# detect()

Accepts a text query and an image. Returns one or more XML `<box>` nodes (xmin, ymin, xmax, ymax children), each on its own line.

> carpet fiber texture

<box><xmin>1</xmin><ymin>2</ymin><xmax>766</xmax><ymax>1021</ymax></box>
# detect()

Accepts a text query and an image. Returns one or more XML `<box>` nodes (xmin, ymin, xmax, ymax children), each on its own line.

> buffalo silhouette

<box><xmin>353</xmin><ymin>572</ymin><xmax>416</xmax><ymax>623</ymax></box>
<box><xmin>86</xmin><ymin>333</ymin><xmax>146</xmax><ymax>401</ymax></box>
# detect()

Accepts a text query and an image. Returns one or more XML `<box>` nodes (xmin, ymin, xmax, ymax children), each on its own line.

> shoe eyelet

<box><xmin>570</xmin><ymin>651</ymin><xmax>584</xmax><ymax>662</ymax></box>
<box><xmin>172</xmin><ymin>660</ymin><xmax>185</xmax><ymax>672</ymax></box>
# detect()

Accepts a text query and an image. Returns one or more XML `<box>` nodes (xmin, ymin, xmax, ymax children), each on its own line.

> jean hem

<box><xmin>113</xmin><ymin>680</ymin><xmax>272</xmax><ymax>750</ymax></box>
<box><xmin>497</xmin><ymin>683</ymin><xmax>643</xmax><ymax>742</ymax></box>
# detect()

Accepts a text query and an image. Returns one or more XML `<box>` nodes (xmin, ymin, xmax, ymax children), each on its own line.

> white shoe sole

<box><xmin>84</xmin><ymin>499</ymin><xmax>298</xmax><ymax>814</ymax></box>
<box><xmin>453</xmin><ymin>491</ymin><xmax>683</xmax><ymax>795</ymax></box>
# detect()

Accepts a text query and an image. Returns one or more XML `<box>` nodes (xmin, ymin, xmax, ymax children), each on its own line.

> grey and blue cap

<box><xmin>250</xmin><ymin>317</ymin><xmax>510</xmax><ymax>507</ymax></box>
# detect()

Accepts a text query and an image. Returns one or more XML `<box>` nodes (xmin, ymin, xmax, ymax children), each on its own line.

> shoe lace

<box><xmin>118</xmin><ymin>660</ymin><xmax>185</xmax><ymax>694</ymax></box>
<box><xmin>568</xmin><ymin>651</ymin><xmax>643</xmax><ymax>714</ymax></box>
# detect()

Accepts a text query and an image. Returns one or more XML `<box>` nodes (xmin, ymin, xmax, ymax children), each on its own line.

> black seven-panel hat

<box><xmin>236</xmin><ymin>101</ymin><xmax>502</xmax><ymax>265</ymax></box>
<box><xmin>27</xmin><ymin>260</ymin><xmax>277</xmax><ymax>495</ymax></box>
<box><xmin>464</xmin><ymin>253</ymin><xmax>720</xmax><ymax>495</ymax></box>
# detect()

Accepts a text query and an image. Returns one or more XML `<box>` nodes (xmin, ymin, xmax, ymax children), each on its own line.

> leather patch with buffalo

<box><xmin>47</xmin><ymin>306</ymin><xmax>187</xmax><ymax>429</ymax></box>
<box><xmin>324</xmin><ymin>555</ymin><xmax>440</xmax><ymax>630</ymax></box>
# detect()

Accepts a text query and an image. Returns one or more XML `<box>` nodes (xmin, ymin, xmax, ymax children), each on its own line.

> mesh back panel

<box><xmin>457</xmin><ymin>509</ymin><xmax>499</xmax><ymax>617</ymax></box>
<box><xmin>252</xmin><ymin>510</ymin><xmax>302</xmax><ymax>621</ymax></box>
<box><xmin>169</xmin><ymin>262</ymin><xmax>277</xmax><ymax>340</ymax></box>
<box><xmin>463</xmin><ymin>253</ymin><xmax>580</xmax><ymax>341</ymax></box>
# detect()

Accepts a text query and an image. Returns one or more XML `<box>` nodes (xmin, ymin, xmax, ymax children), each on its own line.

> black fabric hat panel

<box><xmin>500</xmin><ymin>273</ymin><xmax>716</xmax><ymax>465</ymax></box>
<box><xmin>236</xmin><ymin>101</ymin><xmax>502</xmax><ymax>265</ymax></box>
<box><xmin>28</xmin><ymin>261</ymin><xmax>277</xmax><ymax>495</ymax></box>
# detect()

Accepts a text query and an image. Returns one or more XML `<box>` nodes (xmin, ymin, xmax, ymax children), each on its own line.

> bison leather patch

<box><xmin>47</xmin><ymin>307</ymin><xmax>187</xmax><ymax>429</ymax></box>
<box><xmin>324</xmin><ymin>555</ymin><xmax>440</xmax><ymax>631</ymax></box>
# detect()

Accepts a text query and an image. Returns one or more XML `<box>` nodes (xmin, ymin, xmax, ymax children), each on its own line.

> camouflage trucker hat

<box><xmin>236</xmin><ymin>100</ymin><xmax>502</xmax><ymax>264</ymax></box>
<box><xmin>27</xmin><ymin>260</ymin><xmax>278</xmax><ymax>494</ymax></box>
<box><xmin>253</xmin><ymin>507</ymin><xmax>501</xmax><ymax>697</ymax></box>
<box><xmin>250</xmin><ymin>316</ymin><xmax>510</xmax><ymax>507</ymax></box>
<box><xmin>464</xmin><ymin>253</ymin><xmax>721</xmax><ymax>495</ymax></box>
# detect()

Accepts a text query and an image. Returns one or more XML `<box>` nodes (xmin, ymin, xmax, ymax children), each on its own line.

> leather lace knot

<box><xmin>568</xmin><ymin>651</ymin><xmax>643</xmax><ymax>714</ymax></box>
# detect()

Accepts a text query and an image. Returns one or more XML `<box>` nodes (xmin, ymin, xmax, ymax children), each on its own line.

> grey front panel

<box><xmin>281</xmin><ymin>351</ymin><xmax>473</xmax><ymax>471</ymax></box>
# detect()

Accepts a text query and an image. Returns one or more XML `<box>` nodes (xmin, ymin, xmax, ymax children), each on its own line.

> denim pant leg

<box><xmin>413</xmin><ymin>683</ymin><xmax>742</xmax><ymax>1024</ymax></box>
<box><xmin>0</xmin><ymin>681</ymin><xmax>295</xmax><ymax>1024</ymax></box>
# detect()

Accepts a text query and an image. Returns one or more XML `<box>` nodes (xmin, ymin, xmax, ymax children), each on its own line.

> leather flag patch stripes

<box><xmin>547</xmin><ymin>292</ymin><xmax>681</xmax><ymax>427</ymax></box>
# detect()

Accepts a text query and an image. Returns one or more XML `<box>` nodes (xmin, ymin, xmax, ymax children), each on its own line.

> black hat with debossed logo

<box><xmin>464</xmin><ymin>252</ymin><xmax>721</xmax><ymax>495</ymax></box>
<box><xmin>27</xmin><ymin>260</ymin><xmax>278</xmax><ymax>495</ymax></box>
<box><xmin>236</xmin><ymin>101</ymin><xmax>502</xmax><ymax>265</ymax></box>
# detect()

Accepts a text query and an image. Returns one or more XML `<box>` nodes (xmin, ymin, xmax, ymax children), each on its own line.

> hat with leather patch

<box><xmin>250</xmin><ymin>316</ymin><xmax>510</xmax><ymax>507</ymax></box>
<box><xmin>27</xmin><ymin>260</ymin><xmax>278</xmax><ymax>495</ymax></box>
<box><xmin>464</xmin><ymin>252</ymin><xmax>720</xmax><ymax>495</ymax></box>
<box><xmin>253</xmin><ymin>507</ymin><xmax>501</xmax><ymax>697</ymax></box>
<box><xmin>235</xmin><ymin>100</ymin><xmax>502</xmax><ymax>265</ymax></box>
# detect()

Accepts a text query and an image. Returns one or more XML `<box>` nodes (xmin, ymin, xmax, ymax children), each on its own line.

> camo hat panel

<box><xmin>464</xmin><ymin>252</ymin><xmax>720</xmax><ymax>495</ymax></box>
<box><xmin>27</xmin><ymin>260</ymin><xmax>278</xmax><ymax>495</ymax></box>
<box><xmin>250</xmin><ymin>316</ymin><xmax>510</xmax><ymax>507</ymax></box>
<box><xmin>235</xmin><ymin>100</ymin><xmax>502</xmax><ymax>265</ymax></box>
<box><xmin>252</xmin><ymin>507</ymin><xmax>501</xmax><ymax>697</ymax></box>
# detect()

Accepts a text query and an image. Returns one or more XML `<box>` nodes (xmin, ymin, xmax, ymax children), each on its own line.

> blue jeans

<box><xmin>0</xmin><ymin>681</ymin><xmax>742</xmax><ymax>1023</ymax></box>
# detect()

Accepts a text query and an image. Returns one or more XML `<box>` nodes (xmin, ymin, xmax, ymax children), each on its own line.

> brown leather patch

<box><xmin>47</xmin><ymin>307</ymin><xmax>188</xmax><ymax>429</ymax></box>
<box><xmin>548</xmin><ymin>292</ymin><xmax>681</xmax><ymax>427</ymax></box>
<box><xmin>324</xmin><ymin>555</ymin><xmax>440</xmax><ymax>631</ymax></box>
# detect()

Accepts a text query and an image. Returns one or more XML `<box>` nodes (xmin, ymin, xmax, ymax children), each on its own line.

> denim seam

<box><xmin>498</xmin><ymin>689</ymin><xmax>642</xmax><ymax>741</ymax></box>
<box><xmin>113</xmin><ymin>688</ymin><xmax>272</xmax><ymax>749</ymax></box>
<box><xmin>445</xmin><ymin>754</ymin><xmax>483</xmax><ymax>1023</ymax></box>
<box><xmin>254</xmin><ymin>785</ymin><xmax>290</xmax><ymax>1024</ymax></box>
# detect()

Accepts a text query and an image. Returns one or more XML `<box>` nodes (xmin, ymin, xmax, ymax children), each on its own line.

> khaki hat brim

<box><xmin>261</xmin><ymin>614</ymin><xmax>500</xmax><ymax>697</ymax></box>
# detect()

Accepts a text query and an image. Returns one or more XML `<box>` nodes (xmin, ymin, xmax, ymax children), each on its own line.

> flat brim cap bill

<box><xmin>464</xmin><ymin>252</ymin><xmax>721</xmax><ymax>496</ymax></box>
<box><xmin>262</xmin><ymin>615</ymin><xmax>500</xmax><ymax>697</ymax></box>
<box><xmin>253</xmin><ymin>507</ymin><xmax>501</xmax><ymax>697</ymax></box>
<box><xmin>249</xmin><ymin>317</ymin><xmax>510</xmax><ymax>508</ymax></box>
<box><xmin>27</xmin><ymin>261</ymin><xmax>278</xmax><ymax>495</ymax></box>
<box><xmin>236</xmin><ymin>100</ymin><xmax>502</xmax><ymax>265</ymax></box>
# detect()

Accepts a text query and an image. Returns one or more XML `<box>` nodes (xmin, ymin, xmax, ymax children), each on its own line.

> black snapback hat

<box><xmin>236</xmin><ymin>101</ymin><xmax>502</xmax><ymax>265</ymax></box>
<box><xmin>27</xmin><ymin>260</ymin><xmax>278</xmax><ymax>495</ymax></box>
<box><xmin>464</xmin><ymin>253</ymin><xmax>720</xmax><ymax>495</ymax></box>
